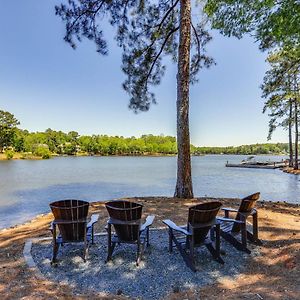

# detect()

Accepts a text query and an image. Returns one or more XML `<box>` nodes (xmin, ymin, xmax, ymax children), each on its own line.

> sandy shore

<box><xmin>282</xmin><ymin>167</ymin><xmax>300</xmax><ymax>175</ymax></box>
<box><xmin>0</xmin><ymin>197</ymin><xmax>299</xmax><ymax>299</ymax></box>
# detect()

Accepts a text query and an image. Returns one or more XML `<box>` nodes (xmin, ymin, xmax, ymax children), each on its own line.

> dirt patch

<box><xmin>0</xmin><ymin>197</ymin><xmax>299</xmax><ymax>299</ymax></box>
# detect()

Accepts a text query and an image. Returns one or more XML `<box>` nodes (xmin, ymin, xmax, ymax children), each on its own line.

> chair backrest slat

<box><xmin>50</xmin><ymin>199</ymin><xmax>89</xmax><ymax>242</ymax></box>
<box><xmin>232</xmin><ymin>192</ymin><xmax>260</xmax><ymax>232</ymax></box>
<box><xmin>188</xmin><ymin>201</ymin><xmax>222</xmax><ymax>245</ymax></box>
<box><xmin>106</xmin><ymin>200</ymin><xmax>143</xmax><ymax>242</ymax></box>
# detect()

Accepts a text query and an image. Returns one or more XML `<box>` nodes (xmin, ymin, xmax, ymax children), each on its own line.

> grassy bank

<box><xmin>0</xmin><ymin>152</ymin><xmax>43</xmax><ymax>161</ymax></box>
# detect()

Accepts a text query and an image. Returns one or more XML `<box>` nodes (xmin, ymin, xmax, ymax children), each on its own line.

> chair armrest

<box><xmin>221</xmin><ymin>207</ymin><xmax>238</xmax><ymax>212</ymax></box>
<box><xmin>217</xmin><ymin>217</ymin><xmax>244</xmax><ymax>224</ymax></box>
<box><xmin>163</xmin><ymin>219</ymin><xmax>192</xmax><ymax>236</ymax></box>
<box><xmin>87</xmin><ymin>214</ymin><xmax>99</xmax><ymax>228</ymax></box>
<box><xmin>140</xmin><ymin>215</ymin><xmax>155</xmax><ymax>232</ymax></box>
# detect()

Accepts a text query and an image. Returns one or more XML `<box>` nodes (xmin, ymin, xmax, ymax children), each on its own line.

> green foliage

<box><xmin>63</xmin><ymin>142</ymin><xmax>77</xmax><ymax>155</ymax></box>
<box><xmin>205</xmin><ymin>0</ymin><xmax>300</xmax><ymax>50</ymax></box>
<box><xmin>194</xmin><ymin>143</ymin><xmax>289</xmax><ymax>155</ymax></box>
<box><xmin>55</xmin><ymin>0</ymin><xmax>214</xmax><ymax>112</ymax></box>
<box><xmin>12</xmin><ymin>130</ymin><xmax>179</xmax><ymax>156</ymax></box>
<box><xmin>5</xmin><ymin>149</ymin><xmax>14</xmax><ymax>160</ymax></box>
<box><xmin>0</xmin><ymin>110</ymin><xmax>20</xmax><ymax>152</ymax></box>
<box><xmin>14</xmin><ymin>129</ymin><xmax>26</xmax><ymax>152</ymax></box>
<box><xmin>9</xmin><ymin>128</ymin><xmax>289</xmax><ymax>156</ymax></box>
<box><xmin>33</xmin><ymin>145</ymin><xmax>51</xmax><ymax>159</ymax></box>
<box><xmin>261</xmin><ymin>47</ymin><xmax>300</xmax><ymax>139</ymax></box>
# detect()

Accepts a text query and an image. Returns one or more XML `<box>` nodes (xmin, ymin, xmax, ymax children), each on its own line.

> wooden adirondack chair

<box><xmin>105</xmin><ymin>200</ymin><xmax>155</xmax><ymax>266</ymax></box>
<box><xmin>217</xmin><ymin>192</ymin><xmax>262</xmax><ymax>253</ymax></box>
<box><xmin>49</xmin><ymin>199</ymin><xmax>99</xmax><ymax>264</ymax></box>
<box><xmin>163</xmin><ymin>201</ymin><xmax>224</xmax><ymax>272</ymax></box>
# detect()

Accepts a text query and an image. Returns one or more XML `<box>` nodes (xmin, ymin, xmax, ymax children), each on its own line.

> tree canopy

<box><xmin>8</xmin><ymin>128</ymin><xmax>290</xmax><ymax>156</ymax></box>
<box><xmin>56</xmin><ymin>0</ymin><xmax>213</xmax><ymax>111</ymax></box>
<box><xmin>262</xmin><ymin>48</ymin><xmax>299</xmax><ymax>138</ymax></box>
<box><xmin>55</xmin><ymin>0</ymin><xmax>217</xmax><ymax>198</ymax></box>
<box><xmin>205</xmin><ymin>0</ymin><xmax>300</xmax><ymax>51</ymax></box>
<box><xmin>0</xmin><ymin>110</ymin><xmax>20</xmax><ymax>152</ymax></box>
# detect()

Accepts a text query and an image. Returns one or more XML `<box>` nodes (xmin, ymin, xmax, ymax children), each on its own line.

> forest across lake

<box><xmin>1</xmin><ymin>127</ymin><xmax>292</xmax><ymax>159</ymax></box>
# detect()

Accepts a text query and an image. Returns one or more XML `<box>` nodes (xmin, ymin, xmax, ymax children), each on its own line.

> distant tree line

<box><xmin>0</xmin><ymin>110</ymin><xmax>292</xmax><ymax>159</ymax></box>
<box><xmin>14</xmin><ymin>129</ymin><xmax>178</xmax><ymax>157</ymax></box>
<box><xmin>193</xmin><ymin>143</ymin><xmax>289</xmax><ymax>156</ymax></box>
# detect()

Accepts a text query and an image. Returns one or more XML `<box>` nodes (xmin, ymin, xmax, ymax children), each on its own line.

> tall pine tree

<box><xmin>55</xmin><ymin>0</ymin><xmax>214</xmax><ymax>198</ymax></box>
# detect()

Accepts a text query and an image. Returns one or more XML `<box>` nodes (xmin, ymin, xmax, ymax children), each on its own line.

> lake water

<box><xmin>0</xmin><ymin>155</ymin><xmax>299</xmax><ymax>229</ymax></box>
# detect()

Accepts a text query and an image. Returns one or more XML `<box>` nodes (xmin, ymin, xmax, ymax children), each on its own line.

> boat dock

<box><xmin>225</xmin><ymin>158</ymin><xmax>288</xmax><ymax>169</ymax></box>
<box><xmin>225</xmin><ymin>162</ymin><xmax>287</xmax><ymax>169</ymax></box>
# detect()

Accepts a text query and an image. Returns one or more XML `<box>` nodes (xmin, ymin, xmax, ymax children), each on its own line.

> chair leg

<box><xmin>189</xmin><ymin>235</ymin><xmax>195</xmax><ymax>265</ymax></box>
<box><xmin>106</xmin><ymin>223</ymin><xmax>114</xmax><ymax>262</ymax></box>
<box><xmin>168</xmin><ymin>229</ymin><xmax>173</xmax><ymax>253</ymax></box>
<box><xmin>51</xmin><ymin>225</ymin><xmax>59</xmax><ymax>264</ymax></box>
<box><xmin>83</xmin><ymin>243</ymin><xmax>88</xmax><ymax>262</ymax></box>
<box><xmin>251</xmin><ymin>212</ymin><xmax>262</xmax><ymax>245</ymax></box>
<box><xmin>188</xmin><ymin>235</ymin><xmax>196</xmax><ymax>272</ymax></box>
<box><xmin>91</xmin><ymin>225</ymin><xmax>95</xmax><ymax>244</ymax></box>
<box><xmin>206</xmin><ymin>243</ymin><xmax>224</xmax><ymax>264</ymax></box>
<box><xmin>215</xmin><ymin>223</ymin><xmax>222</xmax><ymax>259</ymax></box>
<box><xmin>240</xmin><ymin>221</ymin><xmax>248</xmax><ymax>251</ymax></box>
<box><xmin>136</xmin><ymin>239</ymin><xmax>141</xmax><ymax>266</ymax></box>
<box><xmin>210</xmin><ymin>227</ymin><xmax>215</xmax><ymax>241</ymax></box>
<box><xmin>206</xmin><ymin>224</ymin><xmax>224</xmax><ymax>264</ymax></box>
<box><xmin>83</xmin><ymin>227</ymin><xmax>88</xmax><ymax>262</ymax></box>
<box><xmin>51</xmin><ymin>241</ymin><xmax>59</xmax><ymax>264</ymax></box>
<box><xmin>146</xmin><ymin>228</ymin><xmax>150</xmax><ymax>247</ymax></box>
<box><xmin>220</xmin><ymin>230</ymin><xmax>251</xmax><ymax>254</ymax></box>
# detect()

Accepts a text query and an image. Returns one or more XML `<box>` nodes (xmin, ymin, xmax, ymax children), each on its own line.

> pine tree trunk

<box><xmin>294</xmin><ymin>99</ymin><xmax>298</xmax><ymax>170</ymax></box>
<box><xmin>289</xmin><ymin>99</ymin><xmax>293</xmax><ymax>167</ymax></box>
<box><xmin>174</xmin><ymin>0</ymin><xmax>193</xmax><ymax>198</ymax></box>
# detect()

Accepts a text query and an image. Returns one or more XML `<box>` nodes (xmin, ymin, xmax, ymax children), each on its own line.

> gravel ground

<box><xmin>31</xmin><ymin>229</ymin><xmax>260</xmax><ymax>299</ymax></box>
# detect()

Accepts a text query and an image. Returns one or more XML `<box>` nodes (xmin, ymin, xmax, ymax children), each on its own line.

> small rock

<box><xmin>220</xmin><ymin>249</ymin><xmax>226</xmax><ymax>255</ymax></box>
<box><xmin>172</xmin><ymin>285</ymin><xmax>180</xmax><ymax>293</ymax></box>
<box><xmin>116</xmin><ymin>289</ymin><xmax>123</xmax><ymax>295</ymax></box>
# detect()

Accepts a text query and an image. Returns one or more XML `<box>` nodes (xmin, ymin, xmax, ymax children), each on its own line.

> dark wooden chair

<box><xmin>105</xmin><ymin>200</ymin><xmax>155</xmax><ymax>266</ymax></box>
<box><xmin>49</xmin><ymin>199</ymin><xmax>99</xmax><ymax>264</ymax></box>
<box><xmin>217</xmin><ymin>192</ymin><xmax>262</xmax><ymax>253</ymax></box>
<box><xmin>163</xmin><ymin>201</ymin><xmax>224</xmax><ymax>272</ymax></box>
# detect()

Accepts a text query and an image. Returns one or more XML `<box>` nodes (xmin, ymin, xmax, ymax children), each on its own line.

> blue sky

<box><xmin>0</xmin><ymin>1</ymin><xmax>287</xmax><ymax>146</ymax></box>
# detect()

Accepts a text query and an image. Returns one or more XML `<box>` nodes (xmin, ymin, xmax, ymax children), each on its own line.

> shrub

<box><xmin>5</xmin><ymin>150</ymin><xmax>14</xmax><ymax>160</ymax></box>
<box><xmin>34</xmin><ymin>146</ymin><xmax>51</xmax><ymax>159</ymax></box>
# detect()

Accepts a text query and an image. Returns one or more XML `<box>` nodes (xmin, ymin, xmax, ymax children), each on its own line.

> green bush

<box><xmin>34</xmin><ymin>146</ymin><xmax>51</xmax><ymax>159</ymax></box>
<box><xmin>5</xmin><ymin>150</ymin><xmax>14</xmax><ymax>160</ymax></box>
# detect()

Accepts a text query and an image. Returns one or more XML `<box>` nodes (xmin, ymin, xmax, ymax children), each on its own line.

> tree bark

<box><xmin>174</xmin><ymin>0</ymin><xmax>193</xmax><ymax>198</ymax></box>
<box><xmin>288</xmin><ymin>99</ymin><xmax>293</xmax><ymax>167</ymax></box>
<box><xmin>294</xmin><ymin>99</ymin><xmax>298</xmax><ymax>170</ymax></box>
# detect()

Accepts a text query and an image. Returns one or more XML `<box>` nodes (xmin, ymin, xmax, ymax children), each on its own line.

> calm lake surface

<box><xmin>0</xmin><ymin>155</ymin><xmax>299</xmax><ymax>229</ymax></box>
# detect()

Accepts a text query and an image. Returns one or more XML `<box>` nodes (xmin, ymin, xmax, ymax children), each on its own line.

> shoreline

<box><xmin>0</xmin><ymin>196</ymin><xmax>299</xmax><ymax>299</ymax></box>
<box><xmin>0</xmin><ymin>152</ymin><xmax>287</xmax><ymax>161</ymax></box>
<box><xmin>1</xmin><ymin>198</ymin><xmax>299</xmax><ymax>232</ymax></box>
